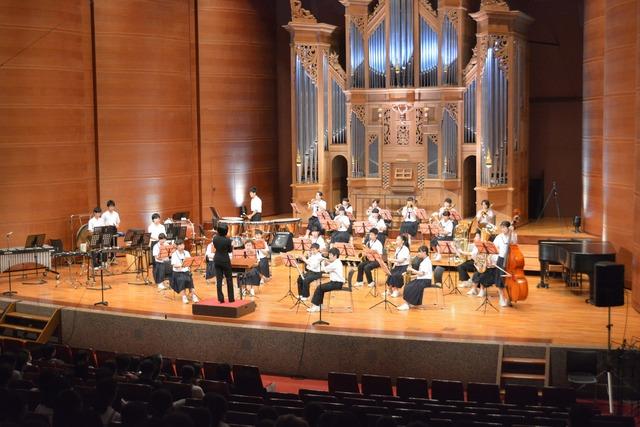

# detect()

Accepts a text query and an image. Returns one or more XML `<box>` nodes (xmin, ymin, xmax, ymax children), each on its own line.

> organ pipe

<box><xmin>419</xmin><ymin>17</ymin><xmax>438</xmax><ymax>87</ymax></box>
<box><xmin>427</xmin><ymin>135</ymin><xmax>438</xmax><ymax>177</ymax></box>
<box><xmin>389</xmin><ymin>0</ymin><xmax>413</xmax><ymax>87</ymax></box>
<box><xmin>331</xmin><ymin>80</ymin><xmax>347</xmax><ymax>144</ymax></box>
<box><xmin>351</xmin><ymin>111</ymin><xmax>365</xmax><ymax>177</ymax></box>
<box><xmin>463</xmin><ymin>79</ymin><xmax>476</xmax><ymax>143</ymax></box>
<box><xmin>442</xmin><ymin>15</ymin><xmax>458</xmax><ymax>86</ymax></box>
<box><xmin>368</xmin><ymin>135</ymin><xmax>379</xmax><ymax>176</ymax></box>
<box><xmin>350</xmin><ymin>22</ymin><xmax>365</xmax><ymax>88</ymax></box>
<box><xmin>368</xmin><ymin>23</ymin><xmax>386</xmax><ymax>88</ymax></box>
<box><xmin>295</xmin><ymin>55</ymin><xmax>318</xmax><ymax>183</ymax></box>
<box><xmin>442</xmin><ymin>109</ymin><xmax>458</xmax><ymax>178</ymax></box>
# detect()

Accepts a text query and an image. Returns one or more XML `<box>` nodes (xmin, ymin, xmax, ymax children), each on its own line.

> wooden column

<box><xmin>634</xmin><ymin>0</ymin><xmax>640</xmax><ymax>312</ymax></box>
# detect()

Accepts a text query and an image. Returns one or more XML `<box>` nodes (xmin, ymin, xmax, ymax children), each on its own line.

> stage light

<box><xmin>573</xmin><ymin>216</ymin><xmax>582</xmax><ymax>233</ymax></box>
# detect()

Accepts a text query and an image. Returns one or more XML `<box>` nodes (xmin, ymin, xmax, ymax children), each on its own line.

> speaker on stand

<box><xmin>271</xmin><ymin>232</ymin><xmax>294</xmax><ymax>253</ymax></box>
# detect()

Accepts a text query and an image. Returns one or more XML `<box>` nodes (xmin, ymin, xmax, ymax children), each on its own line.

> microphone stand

<box><xmin>2</xmin><ymin>233</ymin><xmax>17</xmax><ymax>296</ymax></box>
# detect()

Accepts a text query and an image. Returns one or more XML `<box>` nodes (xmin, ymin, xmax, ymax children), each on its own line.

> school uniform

<box><xmin>297</xmin><ymin>252</ymin><xmax>324</xmax><ymax>298</ymax></box>
<box><xmin>403</xmin><ymin>257</ymin><xmax>434</xmax><ymax>306</ymax></box>
<box><xmin>457</xmin><ymin>245</ymin><xmax>478</xmax><ymax>281</ymax></box>
<box><xmin>256</xmin><ymin>244</ymin><xmax>271</xmax><ymax>278</ymax></box>
<box><xmin>148</xmin><ymin>223</ymin><xmax>166</xmax><ymax>243</ymax></box>
<box><xmin>357</xmin><ymin>238</ymin><xmax>383</xmax><ymax>284</ymax></box>
<box><xmin>170</xmin><ymin>250</ymin><xmax>194</xmax><ymax>293</ymax></box>
<box><xmin>250</xmin><ymin>196</ymin><xmax>262</xmax><ymax>222</ymax></box>
<box><xmin>430</xmin><ymin>219</ymin><xmax>454</xmax><ymax>249</ymax></box>
<box><xmin>88</xmin><ymin>217</ymin><xmax>105</xmax><ymax>267</ymax></box>
<box><xmin>310</xmin><ymin>236</ymin><xmax>326</xmax><ymax>252</ymax></box>
<box><xmin>311</xmin><ymin>258</ymin><xmax>344</xmax><ymax>306</ymax></box>
<box><xmin>330</xmin><ymin>214</ymin><xmax>351</xmax><ymax>243</ymax></box>
<box><xmin>387</xmin><ymin>245</ymin><xmax>410</xmax><ymax>288</ymax></box>
<box><xmin>400</xmin><ymin>206</ymin><xmax>418</xmax><ymax>236</ymax></box>
<box><xmin>205</xmin><ymin>242</ymin><xmax>217</xmax><ymax>280</ymax></box>
<box><xmin>307</xmin><ymin>199</ymin><xmax>327</xmax><ymax>232</ymax></box>
<box><xmin>152</xmin><ymin>242</ymin><xmax>172</xmax><ymax>284</ymax></box>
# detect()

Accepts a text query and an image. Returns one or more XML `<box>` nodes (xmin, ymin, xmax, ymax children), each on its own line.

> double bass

<box><xmin>504</xmin><ymin>209</ymin><xmax>528</xmax><ymax>302</ymax></box>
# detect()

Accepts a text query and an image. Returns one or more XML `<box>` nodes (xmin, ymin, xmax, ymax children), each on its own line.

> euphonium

<box><xmin>474</xmin><ymin>253</ymin><xmax>488</xmax><ymax>273</ymax></box>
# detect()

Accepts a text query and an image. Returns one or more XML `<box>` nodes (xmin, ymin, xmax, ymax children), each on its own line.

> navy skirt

<box><xmin>400</xmin><ymin>221</ymin><xmax>418</xmax><ymax>236</ymax></box>
<box><xmin>403</xmin><ymin>279</ymin><xmax>432</xmax><ymax>306</ymax></box>
<box><xmin>153</xmin><ymin>261</ymin><xmax>172</xmax><ymax>285</ymax></box>
<box><xmin>205</xmin><ymin>260</ymin><xmax>217</xmax><ymax>280</ymax></box>
<box><xmin>170</xmin><ymin>271</ymin><xmax>194</xmax><ymax>293</ymax></box>
<box><xmin>386</xmin><ymin>265</ymin><xmax>408</xmax><ymax>288</ymax></box>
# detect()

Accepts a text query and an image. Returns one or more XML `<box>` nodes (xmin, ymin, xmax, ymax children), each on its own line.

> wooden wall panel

<box><xmin>582</xmin><ymin>0</ymin><xmax>605</xmax><ymax>236</ymax></box>
<box><xmin>198</xmin><ymin>0</ymin><xmax>278</xmax><ymax>217</ymax></box>
<box><xmin>634</xmin><ymin>0</ymin><xmax>640</xmax><ymax>312</ymax></box>
<box><xmin>0</xmin><ymin>0</ymin><xmax>95</xmax><ymax>249</ymax></box>
<box><xmin>94</xmin><ymin>0</ymin><xmax>198</xmax><ymax>228</ymax></box>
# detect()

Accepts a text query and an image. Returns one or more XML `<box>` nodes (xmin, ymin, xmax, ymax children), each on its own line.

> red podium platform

<box><xmin>192</xmin><ymin>298</ymin><xmax>256</xmax><ymax>318</ymax></box>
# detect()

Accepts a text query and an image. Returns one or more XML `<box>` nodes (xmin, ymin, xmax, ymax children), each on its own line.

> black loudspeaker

<box><xmin>271</xmin><ymin>232</ymin><xmax>293</xmax><ymax>253</ymax></box>
<box><xmin>592</xmin><ymin>261</ymin><xmax>625</xmax><ymax>307</ymax></box>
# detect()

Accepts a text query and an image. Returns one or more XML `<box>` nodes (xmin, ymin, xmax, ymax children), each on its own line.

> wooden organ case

<box><xmin>286</xmin><ymin>0</ymin><xmax>532</xmax><ymax>219</ymax></box>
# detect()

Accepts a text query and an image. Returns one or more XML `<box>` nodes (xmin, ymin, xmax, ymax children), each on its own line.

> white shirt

<box><xmin>102</xmin><ymin>210</ymin><xmax>120</xmax><ymax>228</ymax></box>
<box><xmin>373</xmin><ymin>218</ymin><xmax>387</xmax><ymax>233</ymax></box>
<box><xmin>311</xmin><ymin>199</ymin><xmax>327</xmax><ymax>217</ymax></box>
<box><xmin>152</xmin><ymin>242</ymin><xmax>164</xmax><ymax>261</ymax></box>
<box><xmin>493</xmin><ymin>232</ymin><xmax>516</xmax><ymax>258</ymax></box>
<box><xmin>305</xmin><ymin>252</ymin><xmax>323</xmax><ymax>273</ymax></box>
<box><xmin>311</xmin><ymin>236</ymin><xmax>326</xmax><ymax>251</ymax></box>
<box><xmin>171</xmin><ymin>250</ymin><xmax>191</xmax><ymax>272</ymax></box>
<box><xmin>88</xmin><ymin>216</ymin><xmax>104</xmax><ymax>232</ymax></box>
<box><xmin>440</xmin><ymin>219</ymin><xmax>454</xmax><ymax>237</ymax></box>
<box><xmin>367</xmin><ymin>214</ymin><xmax>378</xmax><ymax>225</ymax></box>
<box><xmin>367</xmin><ymin>238</ymin><xmax>383</xmax><ymax>255</ymax></box>
<box><xmin>476</xmin><ymin>208</ymin><xmax>496</xmax><ymax>226</ymax></box>
<box><xmin>256</xmin><ymin>244</ymin><xmax>269</xmax><ymax>260</ymax></box>
<box><xmin>416</xmin><ymin>256</ymin><xmax>433</xmax><ymax>280</ymax></box>
<box><xmin>394</xmin><ymin>246</ymin><xmax>410</xmax><ymax>266</ymax></box>
<box><xmin>205</xmin><ymin>242</ymin><xmax>214</xmax><ymax>261</ymax></box>
<box><xmin>148</xmin><ymin>223</ymin><xmax>166</xmax><ymax>242</ymax></box>
<box><xmin>322</xmin><ymin>258</ymin><xmax>344</xmax><ymax>283</ymax></box>
<box><xmin>402</xmin><ymin>206</ymin><xmax>417</xmax><ymax>222</ymax></box>
<box><xmin>335</xmin><ymin>214</ymin><xmax>350</xmax><ymax>231</ymax></box>
<box><xmin>251</xmin><ymin>196</ymin><xmax>262</xmax><ymax>214</ymax></box>
<box><xmin>341</xmin><ymin>205</ymin><xmax>353</xmax><ymax>215</ymax></box>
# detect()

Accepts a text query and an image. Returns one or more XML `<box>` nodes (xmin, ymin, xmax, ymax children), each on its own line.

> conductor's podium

<box><xmin>192</xmin><ymin>298</ymin><xmax>256</xmax><ymax>318</ymax></box>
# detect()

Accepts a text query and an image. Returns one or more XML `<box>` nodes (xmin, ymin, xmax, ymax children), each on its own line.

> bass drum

<box><xmin>75</xmin><ymin>224</ymin><xmax>92</xmax><ymax>252</ymax></box>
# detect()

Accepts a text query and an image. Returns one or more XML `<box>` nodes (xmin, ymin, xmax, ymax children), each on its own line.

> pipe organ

<box><xmin>287</xmin><ymin>0</ymin><xmax>532</xmax><ymax>218</ymax></box>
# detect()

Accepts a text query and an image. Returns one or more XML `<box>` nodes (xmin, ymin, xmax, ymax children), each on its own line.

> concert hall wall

<box><xmin>582</xmin><ymin>0</ymin><xmax>640</xmax><ymax>311</ymax></box>
<box><xmin>0</xmin><ymin>0</ymin><xmax>279</xmax><ymax>249</ymax></box>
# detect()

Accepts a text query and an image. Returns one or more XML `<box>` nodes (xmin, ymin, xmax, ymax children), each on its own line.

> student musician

<box><xmin>239</xmin><ymin>240</ymin><xmax>261</xmax><ymax>297</ymax></box>
<box><xmin>101</xmin><ymin>200</ymin><xmax>121</xmax><ymax>259</ymax></box>
<box><xmin>367</xmin><ymin>209</ymin><xmax>387</xmax><ymax>245</ymax></box>
<box><xmin>400</xmin><ymin>197</ymin><xmax>418</xmax><ymax>240</ymax></box>
<box><xmin>430</xmin><ymin>210</ymin><xmax>454</xmax><ymax>261</ymax></box>
<box><xmin>456</xmin><ymin>231</ymin><xmax>481</xmax><ymax>292</ymax></box>
<box><xmin>170</xmin><ymin>240</ymin><xmax>199</xmax><ymax>304</ymax></box>
<box><xmin>152</xmin><ymin>233</ymin><xmax>173</xmax><ymax>290</ymax></box>
<box><xmin>148</xmin><ymin>213</ymin><xmax>166</xmax><ymax>245</ymax></box>
<box><xmin>307</xmin><ymin>247</ymin><xmax>344</xmax><ymax>313</ymax></box>
<box><xmin>398</xmin><ymin>246</ymin><xmax>433</xmax><ymax>311</ymax></box>
<box><xmin>212</xmin><ymin>225</ymin><xmax>234</xmax><ymax>304</ymax></box>
<box><xmin>330</xmin><ymin>206</ymin><xmax>351</xmax><ymax>244</ymax></box>
<box><xmin>355</xmin><ymin>228</ymin><xmax>383</xmax><ymax>288</ymax></box>
<box><xmin>296</xmin><ymin>243</ymin><xmax>323</xmax><ymax>301</ymax></box>
<box><xmin>491</xmin><ymin>220</ymin><xmax>517</xmax><ymax>307</ymax></box>
<box><xmin>253</xmin><ymin>229</ymin><xmax>271</xmax><ymax>283</ymax></box>
<box><xmin>334</xmin><ymin>198</ymin><xmax>353</xmax><ymax>217</ymax></box>
<box><xmin>305</xmin><ymin>192</ymin><xmax>327</xmax><ymax>237</ymax></box>
<box><xmin>476</xmin><ymin>199</ymin><xmax>496</xmax><ymax>228</ymax></box>
<box><xmin>247</xmin><ymin>187</ymin><xmax>262</xmax><ymax>222</ymax></box>
<box><xmin>309</xmin><ymin>228</ymin><xmax>327</xmax><ymax>253</ymax></box>
<box><xmin>204</xmin><ymin>234</ymin><xmax>219</xmax><ymax>286</ymax></box>
<box><xmin>88</xmin><ymin>207</ymin><xmax>104</xmax><ymax>232</ymax></box>
<box><xmin>436</xmin><ymin>198</ymin><xmax>456</xmax><ymax>218</ymax></box>
<box><xmin>386</xmin><ymin>235</ymin><xmax>410</xmax><ymax>298</ymax></box>
<box><xmin>366</xmin><ymin>199</ymin><xmax>381</xmax><ymax>224</ymax></box>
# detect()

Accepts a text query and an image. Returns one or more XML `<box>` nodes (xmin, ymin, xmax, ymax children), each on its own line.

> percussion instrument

<box><xmin>244</xmin><ymin>220</ymin><xmax>274</xmax><ymax>238</ymax></box>
<box><xmin>272</xmin><ymin>217</ymin><xmax>301</xmax><ymax>234</ymax></box>
<box><xmin>1</xmin><ymin>246</ymin><xmax>54</xmax><ymax>273</ymax></box>
<box><xmin>219</xmin><ymin>217</ymin><xmax>245</xmax><ymax>237</ymax></box>
<box><xmin>230</xmin><ymin>236</ymin><xmax>245</xmax><ymax>249</ymax></box>
<box><xmin>75</xmin><ymin>224</ymin><xmax>91</xmax><ymax>251</ymax></box>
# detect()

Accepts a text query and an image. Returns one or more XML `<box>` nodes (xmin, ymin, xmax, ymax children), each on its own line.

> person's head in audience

<box><xmin>96</xmin><ymin>360</ymin><xmax>117</xmax><ymax>380</ymax></box>
<box><xmin>73</xmin><ymin>360</ymin><xmax>89</xmax><ymax>381</ymax></box>
<box><xmin>161</xmin><ymin>412</ymin><xmax>194</xmax><ymax>427</ymax></box>
<box><xmin>188</xmin><ymin>407</ymin><xmax>211</xmax><ymax>427</ymax></box>
<box><xmin>14</xmin><ymin>349</ymin><xmax>31</xmax><ymax>374</ymax></box>
<box><xmin>376</xmin><ymin>416</ymin><xmax>398</xmax><ymax>427</ymax></box>
<box><xmin>121</xmin><ymin>401</ymin><xmax>148</xmax><ymax>427</ymax></box>
<box><xmin>37</xmin><ymin>370</ymin><xmax>67</xmax><ymax>409</ymax></box>
<box><xmin>149</xmin><ymin>354</ymin><xmax>163</xmax><ymax>379</ymax></box>
<box><xmin>138</xmin><ymin>358</ymin><xmax>156</xmax><ymax>380</ymax></box>
<box><xmin>149</xmin><ymin>389</ymin><xmax>173</xmax><ymax>419</ymax></box>
<box><xmin>202</xmin><ymin>392</ymin><xmax>228</xmax><ymax>426</ymax></box>
<box><xmin>257</xmin><ymin>405</ymin><xmax>278</xmax><ymax>421</ymax></box>
<box><xmin>303</xmin><ymin>402</ymin><xmax>324</xmax><ymax>427</ymax></box>
<box><xmin>52</xmin><ymin>389</ymin><xmax>82</xmax><ymax>427</ymax></box>
<box><xmin>115</xmin><ymin>354</ymin><xmax>132</xmax><ymax>374</ymax></box>
<box><xmin>215</xmin><ymin>363</ymin><xmax>232</xmax><ymax>383</ymax></box>
<box><xmin>275</xmin><ymin>414</ymin><xmax>309</xmax><ymax>427</ymax></box>
<box><xmin>94</xmin><ymin>378</ymin><xmax>118</xmax><ymax>415</ymax></box>
<box><xmin>181</xmin><ymin>364</ymin><xmax>197</xmax><ymax>384</ymax></box>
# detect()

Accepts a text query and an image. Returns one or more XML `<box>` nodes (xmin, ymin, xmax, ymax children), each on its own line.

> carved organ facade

<box><xmin>286</xmin><ymin>0</ymin><xmax>532</xmax><ymax>218</ymax></box>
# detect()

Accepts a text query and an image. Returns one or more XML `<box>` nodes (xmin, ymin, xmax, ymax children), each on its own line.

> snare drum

<box><xmin>273</xmin><ymin>218</ymin><xmax>301</xmax><ymax>234</ymax></box>
<box><xmin>244</xmin><ymin>220</ymin><xmax>273</xmax><ymax>237</ymax></box>
<box><xmin>219</xmin><ymin>217</ymin><xmax>245</xmax><ymax>236</ymax></box>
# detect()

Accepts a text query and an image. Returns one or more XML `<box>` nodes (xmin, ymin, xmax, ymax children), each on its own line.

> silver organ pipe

<box><xmin>419</xmin><ymin>17</ymin><xmax>438</xmax><ymax>87</ymax></box>
<box><xmin>481</xmin><ymin>47</ymin><xmax>508</xmax><ymax>187</ymax></box>
<box><xmin>368</xmin><ymin>23</ymin><xmax>386</xmax><ymax>88</ymax></box>
<box><xmin>390</xmin><ymin>0</ymin><xmax>413</xmax><ymax>87</ymax></box>
<box><xmin>427</xmin><ymin>134</ymin><xmax>438</xmax><ymax>177</ymax></box>
<box><xmin>323</xmin><ymin>55</ymin><xmax>329</xmax><ymax>150</ymax></box>
<box><xmin>350</xmin><ymin>111</ymin><xmax>365</xmax><ymax>177</ymax></box>
<box><xmin>350</xmin><ymin>22</ymin><xmax>365</xmax><ymax>88</ymax></box>
<box><xmin>331</xmin><ymin>80</ymin><xmax>347</xmax><ymax>145</ymax></box>
<box><xmin>368</xmin><ymin>135</ymin><xmax>379</xmax><ymax>176</ymax></box>
<box><xmin>463</xmin><ymin>79</ymin><xmax>476</xmax><ymax>143</ymax></box>
<box><xmin>295</xmin><ymin>55</ymin><xmax>318</xmax><ymax>183</ymax></box>
<box><xmin>442</xmin><ymin>109</ymin><xmax>458</xmax><ymax>178</ymax></box>
<box><xmin>442</xmin><ymin>15</ymin><xmax>458</xmax><ymax>86</ymax></box>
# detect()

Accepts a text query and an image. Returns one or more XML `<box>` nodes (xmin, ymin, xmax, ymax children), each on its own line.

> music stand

<box><xmin>127</xmin><ymin>231</ymin><xmax>152</xmax><ymax>286</ymax></box>
<box><xmin>474</xmin><ymin>241</ymin><xmax>499</xmax><ymax>313</ymax></box>
<box><xmin>182</xmin><ymin>256</ymin><xmax>204</xmax><ymax>269</ymax></box>
<box><xmin>415</xmin><ymin>209</ymin><xmax>428</xmax><ymax>222</ymax></box>
<box><xmin>438</xmin><ymin>241</ymin><xmax>460</xmax><ymax>295</ymax></box>
<box><xmin>280</xmin><ymin>254</ymin><xmax>304</xmax><ymax>306</ymax></box>
<box><xmin>290</xmin><ymin>202</ymin><xmax>302</xmax><ymax>217</ymax></box>
<box><xmin>369</xmin><ymin>252</ymin><xmax>396</xmax><ymax>311</ymax></box>
<box><xmin>293</xmin><ymin>237</ymin><xmax>312</xmax><ymax>253</ymax></box>
<box><xmin>379</xmin><ymin>209</ymin><xmax>392</xmax><ymax>221</ymax></box>
<box><xmin>352</xmin><ymin>221</ymin><xmax>370</xmax><ymax>236</ymax></box>
<box><xmin>93</xmin><ymin>231</ymin><xmax>114</xmax><ymax>307</ymax></box>
<box><xmin>362</xmin><ymin>249</ymin><xmax>381</xmax><ymax>298</ymax></box>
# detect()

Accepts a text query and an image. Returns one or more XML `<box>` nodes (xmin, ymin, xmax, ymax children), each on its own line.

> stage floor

<box><xmin>1</xmin><ymin>256</ymin><xmax>637</xmax><ymax>349</ymax></box>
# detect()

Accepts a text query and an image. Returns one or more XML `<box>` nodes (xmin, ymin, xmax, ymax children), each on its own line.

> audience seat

<box><xmin>361</xmin><ymin>374</ymin><xmax>393</xmax><ymax>396</ymax></box>
<box><xmin>431</xmin><ymin>379</ymin><xmax>464</xmax><ymax>401</ymax></box>
<box><xmin>504</xmin><ymin>384</ymin><xmax>539</xmax><ymax>406</ymax></box>
<box><xmin>328</xmin><ymin>372</ymin><xmax>360</xmax><ymax>394</ymax></box>
<box><xmin>541</xmin><ymin>386</ymin><xmax>576</xmax><ymax>408</ymax></box>
<box><xmin>232</xmin><ymin>364</ymin><xmax>266</xmax><ymax>396</ymax></box>
<box><xmin>467</xmin><ymin>382</ymin><xmax>501</xmax><ymax>403</ymax></box>
<box><xmin>396</xmin><ymin>376</ymin><xmax>429</xmax><ymax>399</ymax></box>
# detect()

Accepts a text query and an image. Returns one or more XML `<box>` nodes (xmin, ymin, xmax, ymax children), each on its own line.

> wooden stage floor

<box><xmin>2</xmin><ymin>218</ymin><xmax>637</xmax><ymax>349</ymax></box>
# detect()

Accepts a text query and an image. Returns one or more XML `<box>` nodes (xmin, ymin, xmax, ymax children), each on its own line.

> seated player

<box><xmin>330</xmin><ymin>206</ymin><xmax>352</xmax><ymax>244</ymax></box>
<box><xmin>386</xmin><ymin>235</ymin><xmax>410</xmax><ymax>298</ymax></box>
<box><xmin>254</xmin><ymin>229</ymin><xmax>271</xmax><ymax>284</ymax></box>
<box><xmin>152</xmin><ymin>233</ymin><xmax>173</xmax><ymax>290</ymax></box>
<box><xmin>307</xmin><ymin>247</ymin><xmax>344</xmax><ymax>313</ymax></box>
<box><xmin>296</xmin><ymin>243</ymin><xmax>323</xmax><ymax>301</ymax></box>
<box><xmin>430</xmin><ymin>210</ymin><xmax>454</xmax><ymax>261</ymax></box>
<box><xmin>309</xmin><ymin>228</ymin><xmax>327</xmax><ymax>253</ymax></box>
<box><xmin>355</xmin><ymin>228</ymin><xmax>383</xmax><ymax>288</ymax></box>
<box><xmin>398</xmin><ymin>246</ymin><xmax>433</xmax><ymax>311</ymax></box>
<box><xmin>170</xmin><ymin>240</ymin><xmax>200</xmax><ymax>304</ymax></box>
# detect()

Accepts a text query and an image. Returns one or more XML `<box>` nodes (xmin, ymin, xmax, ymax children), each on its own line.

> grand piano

<box><xmin>538</xmin><ymin>238</ymin><xmax>616</xmax><ymax>301</ymax></box>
